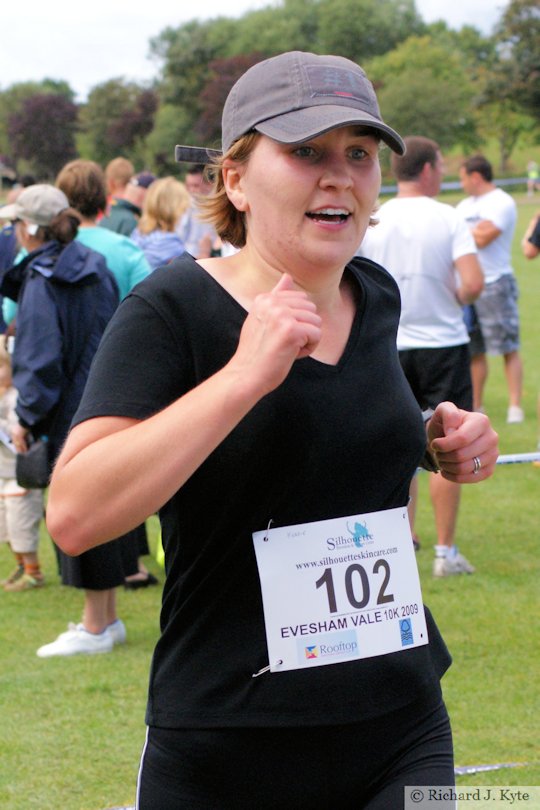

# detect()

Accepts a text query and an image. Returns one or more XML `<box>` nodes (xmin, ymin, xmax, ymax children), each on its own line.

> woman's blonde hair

<box><xmin>137</xmin><ymin>177</ymin><xmax>190</xmax><ymax>235</ymax></box>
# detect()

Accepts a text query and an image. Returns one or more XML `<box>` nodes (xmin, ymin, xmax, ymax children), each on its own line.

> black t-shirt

<box><xmin>75</xmin><ymin>254</ymin><xmax>451</xmax><ymax>728</ymax></box>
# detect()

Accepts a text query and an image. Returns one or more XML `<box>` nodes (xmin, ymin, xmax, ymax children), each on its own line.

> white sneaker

<box><xmin>36</xmin><ymin>622</ymin><xmax>114</xmax><ymax>658</ymax></box>
<box><xmin>433</xmin><ymin>551</ymin><xmax>475</xmax><ymax>577</ymax></box>
<box><xmin>507</xmin><ymin>406</ymin><xmax>524</xmax><ymax>424</ymax></box>
<box><xmin>107</xmin><ymin>618</ymin><xmax>127</xmax><ymax>645</ymax></box>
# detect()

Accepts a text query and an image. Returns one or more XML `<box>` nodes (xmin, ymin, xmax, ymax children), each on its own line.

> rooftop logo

<box><xmin>298</xmin><ymin>630</ymin><xmax>359</xmax><ymax>666</ymax></box>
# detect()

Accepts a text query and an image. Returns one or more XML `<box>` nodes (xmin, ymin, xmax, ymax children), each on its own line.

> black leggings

<box><xmin>136</xmin><ymin>699</ymin><xmax>454</xmax><ymax>809</ymax></box>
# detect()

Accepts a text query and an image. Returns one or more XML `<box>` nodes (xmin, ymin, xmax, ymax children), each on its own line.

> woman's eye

<box><xmin>293</xmin><ymin>146</ymin><xmax>316</xmax><ymax>159</ymax></box>
<box><xmin>350</xmin><ymin>147</ymin><xmax>368</xmax><ymax>160</ymax></box>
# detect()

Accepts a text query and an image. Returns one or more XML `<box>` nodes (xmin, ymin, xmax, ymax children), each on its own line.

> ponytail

<box><xmin>41</xmin><ymin>208</ymin><xmax>82</xmax><ymax>245</ymax></box>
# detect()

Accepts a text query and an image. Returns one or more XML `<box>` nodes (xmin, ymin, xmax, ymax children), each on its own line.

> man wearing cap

<box><xmin>99</xmin><ymin>171</ymin><xmax>156</xmax><ymax>237</ymax></box>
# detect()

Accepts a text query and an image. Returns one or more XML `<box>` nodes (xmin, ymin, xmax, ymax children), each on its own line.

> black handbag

<box><xmin>16</xmin><ymin>437</ymin><xmax>51</xmax><ymax>489</ymax></box>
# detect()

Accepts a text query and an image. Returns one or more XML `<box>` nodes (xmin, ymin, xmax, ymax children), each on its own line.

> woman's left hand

<box><xmin>427</xmin><ymin>402</ymin><xmax>499</xmax><ymax>483</ymax></box>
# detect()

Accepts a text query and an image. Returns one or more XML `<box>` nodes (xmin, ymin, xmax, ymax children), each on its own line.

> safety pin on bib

<box><xmin>252</xmin><ymin>659</ymin><xmax>283</xmax><ymax>678</ymax></box>
<box><xmin>253</xmin><ymin>518</ymin><xmax>279</xmax><ymax>676</ymax></box>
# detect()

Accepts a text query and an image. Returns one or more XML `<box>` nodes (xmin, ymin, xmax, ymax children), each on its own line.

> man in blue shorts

<box><xmin>458</xmin><ymin>155</ymin><xmax>522</xmax><ymax>423</ymax></box>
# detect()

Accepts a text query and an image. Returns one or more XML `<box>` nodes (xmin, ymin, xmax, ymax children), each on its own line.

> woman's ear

<box><xmin>15</xmin><ymin>220</ymin><xmax>32</xmax><ymax>249</ymax></box>
<box><xmin>222</xmin><ymin>161</ymin><xmax>249</xmax><ymax>213</ymax></box>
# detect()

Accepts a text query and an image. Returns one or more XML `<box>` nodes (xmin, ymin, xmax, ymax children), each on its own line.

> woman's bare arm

<box><xmin>46</xmin><ymin>274</ymin><xmax>322</xmax><ymax>555</ymax></box>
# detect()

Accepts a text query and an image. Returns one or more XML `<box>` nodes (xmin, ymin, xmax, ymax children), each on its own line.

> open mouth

<box><xmin>306</xmin><ymin>208</ymin><xmax>350</xmax><ymax>223</ymax></box>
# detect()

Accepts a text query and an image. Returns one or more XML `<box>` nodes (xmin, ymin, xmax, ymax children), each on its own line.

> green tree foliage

<box><xmin>425</xmin><ymin>22</ymin><xmax>497</xmax><ymax>74</ymax></box>
<box><xmin>317</xmin><ymin>0</ymin><xmax>424</xmax><ymax>61</ymax></box>
<box><xmin>78</xmin><ymin>79</ymin><xmax>158</xmax><ymax>167</ymax></box>
<box><xmin>151</xmin><ymin>20</ymin><xmax>237</xmax><ymax>108</ymax></box>
<box><xmin>221</xmin><ymin>0</ymin><xmax>423</xmax><ymax>62</ymax></box>
<box><xmin>477</xmin><ymin>101</ymin><xmax>537</xmax><ymax>172</ymax></box>
<box><xmin>224</xmin><ymin>1</ymin><xmax>319</xmax><ymax>56</ymax></box>
<box><xmin>148</xmin><ymin>19</ymin><xmax>239</xmax><ymax>150</ymax></box>
<box><xmin>492</xmin><ymin>0</ymin><xmax>540</xmax><ymax>122</ymax></box>
<box><xmin>144</xmin><ymin>104</ymin><xmax>194</xmax><ymax>175</ymax></box>
<box><xmin>7</xmin><ymin>93</ymin><xmax>78</xmax><ymax>179</ymax></box>
<box><xmin>367</xmin><ymin>35</ymin><xmax>480</xmax><ymax>151</ymax></box>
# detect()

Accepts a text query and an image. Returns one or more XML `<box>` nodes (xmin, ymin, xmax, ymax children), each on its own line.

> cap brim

<box><xmin>254</xmin><ymin>105</ymin><xmax>405</xmax><ymax>155</ymax></box>
<box><xmin>0</xmin><ymin>202</ymin><xmax>22</xmax><ymax>221</ymax></box>
<box><xmin>175</xmin><ymin>145</ymin><xmax>222</xmax><ymax>164</ymax></box>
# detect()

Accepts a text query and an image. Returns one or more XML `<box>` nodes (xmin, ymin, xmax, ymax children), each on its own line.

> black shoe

<box><xmin>124</xmin><ymin>572</ymin><xmax>159</xmax><ymax>590</ymax></box>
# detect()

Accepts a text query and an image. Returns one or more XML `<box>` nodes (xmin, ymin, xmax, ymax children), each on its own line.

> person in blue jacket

<box><xmin>0</xmin><ymin>185</ymin><xmax>118</xmax><ymax>459</ymax></box>
<box><xmin>0</xmin><ymin>184</ymin><xmax>134</xmax><ymax>657</ymax></box>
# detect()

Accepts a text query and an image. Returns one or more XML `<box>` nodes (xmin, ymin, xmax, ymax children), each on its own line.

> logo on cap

<box><xmin>306</xmin><ymin>66</ymin><xmax>373</xmax><ymax>106</ymax></box>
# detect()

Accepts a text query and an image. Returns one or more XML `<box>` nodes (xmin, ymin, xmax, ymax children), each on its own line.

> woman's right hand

<box><xmin>11</xmin><ymin>423</ymin><xmax>30</xmax><ymax>453</ymax></box>
<box><xmin>229</xmin><ymin>273</ymin><xmax>322</xmax><ymax>395</ymax></box>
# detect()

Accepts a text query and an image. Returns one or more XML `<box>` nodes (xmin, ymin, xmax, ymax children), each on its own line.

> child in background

<box><xmin>130</xmin><ymin>176</ymin><xmax>190</xmax><ymax>270</ymax></box>
<box><xmin>0</xmin><ymin>336</ymin><xmax>44</xmax><ymax>591</ymax></box>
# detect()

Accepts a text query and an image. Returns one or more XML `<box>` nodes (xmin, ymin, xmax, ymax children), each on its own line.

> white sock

<box><xmin>434</xmin><ymin>545</ymin><xmax>448</xmax><ymax>558</ymax></box>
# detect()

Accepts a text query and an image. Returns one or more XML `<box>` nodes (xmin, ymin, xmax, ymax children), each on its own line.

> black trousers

<box><xmin>136</xmin><ymin>698</ymin><xmax>454</xmax><ymax>809</ymax></box>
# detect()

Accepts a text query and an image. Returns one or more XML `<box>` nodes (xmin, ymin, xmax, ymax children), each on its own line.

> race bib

<box><xmin>253</xmin><ymin>507</ymin><xmax>428</xmax><ymax>673</ymax></box>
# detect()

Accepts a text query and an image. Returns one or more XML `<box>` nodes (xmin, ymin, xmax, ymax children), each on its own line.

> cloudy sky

<box><xmin>1</xmin><ymin>0</ymin><xmax>507</xmax><ymax>102</ymax></box>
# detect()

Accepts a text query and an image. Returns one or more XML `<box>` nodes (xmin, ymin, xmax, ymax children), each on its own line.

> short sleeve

<box><xmin>73</xmin><ymin>290</ymin><xmax>194</xmax><ymax>426</ymax></box>
<box><xmin>452</xmin><ymin>213</ymin><xmax>477</xmax><ymax>262</ymax></box>
<box><xmin>489</xmin><ymin>193</ymin><xmax>517</xmax><ymax>233</ymax></box>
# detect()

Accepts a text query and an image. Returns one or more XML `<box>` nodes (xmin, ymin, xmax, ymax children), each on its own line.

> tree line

<box><xmin>0</xmin><ymin>0</ymin><xmax>538</xmax><ymax>182</ymax></box>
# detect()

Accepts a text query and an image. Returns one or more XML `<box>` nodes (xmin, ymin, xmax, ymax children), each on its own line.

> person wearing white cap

<box><xmin>45</xmin><ymin>53</ymin><xmax>499</xmax><ymax>807</ymax></box>
<box><xmin>0</xmin><ymin>184</ymin><xmax>126</xmax><ymax>649</ymax></box>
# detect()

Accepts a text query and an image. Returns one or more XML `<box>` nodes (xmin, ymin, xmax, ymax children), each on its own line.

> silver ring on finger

<box><xmin>472</xmin><ymin>456</ymin><xmax>482</xmax><ymax>475</ymax></box>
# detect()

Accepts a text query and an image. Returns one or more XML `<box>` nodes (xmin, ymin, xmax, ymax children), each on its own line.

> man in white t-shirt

<box><xmin>359</xmin><ymin>136</ymin><xmax>484</xmax><ymax>577</ymax></box>
<box><xmin>457</xmin><ymin>155</ymin><xmax>522</xmax><ymax>423</ymax></box>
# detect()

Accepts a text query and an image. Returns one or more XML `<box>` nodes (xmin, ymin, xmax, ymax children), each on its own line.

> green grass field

<box><xmin>0</xmin><ymin>196</ymin><xmax>539</xmax><ymax>809</ymax></box>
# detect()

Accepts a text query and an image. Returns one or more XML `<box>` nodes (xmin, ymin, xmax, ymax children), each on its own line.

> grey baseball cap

<box><xmin>0</xmin><ymin>184</ymin><xmax>69</xmax><ymax>226</ymax></box>
<box><xmin>222</xmin><ymin>51</ymin><xmax>405</xmax><ymax>155</ymax></box>
<box><xmin>175</xmin><ymin>50</ymin><xmax>405</xmax><ymax>164</ymax></box>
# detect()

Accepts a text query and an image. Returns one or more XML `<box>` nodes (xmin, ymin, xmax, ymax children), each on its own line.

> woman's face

<box><xmin>15</xmin><ymin>220</ymin><xmax>40</xmax><ymax>250</ymax></box>
<box><xmin>227</xmin><ymin>126</ymin><xmax>381</xmax><ymax>277</ymax></box>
